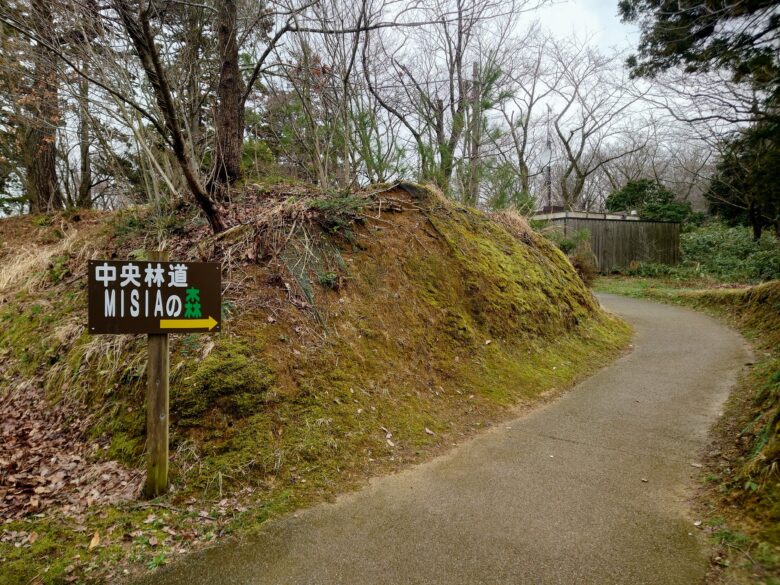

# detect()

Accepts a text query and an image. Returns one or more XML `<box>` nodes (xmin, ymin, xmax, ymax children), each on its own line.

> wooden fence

<box><xmin>548</xmin><ymin>216</ymin><xmax>681</xmax><ymax>273</ymax></box>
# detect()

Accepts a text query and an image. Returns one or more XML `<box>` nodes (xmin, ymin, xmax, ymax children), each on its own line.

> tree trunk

<box><xmin>114</xmin><ymin>0</ymin><xmax>226</xmax><ymax>233</ymax></box>
<box><xmin>562</xmin><ymin>174</ymin><xmax>586</xmax><ymax>211</ymax></box>
<box><xmin>749</xmin><ymin>201</ymin><xmax>763</xmax><ymax>241</ymax></box>
<box><xmin>209</xmin><ymin>0</ymin><xmax>243</xmax><ymax>195</ymax></box>
<box><xmin>467</xmin><ymin>63</ymin><xmax>481</xmax><ymax>207</ymax></box>
<box><xmin>519</xmin><ymin>161</ymin><xmax>530</xmax><ymax>194</ymax></box>
<box><xmin>24</xmin><ymin>0</ymin><xmax>63</xmax><ymax>213</ymax></box>
<box><xmin>76</xmin><ymin>63</ymin><xmax>92</xmax><ymax>208</ymax></box>
<box><xmin>183</xmin><ymin>8</ymin><xmax>204</xmax><ymax>156</ymax></box>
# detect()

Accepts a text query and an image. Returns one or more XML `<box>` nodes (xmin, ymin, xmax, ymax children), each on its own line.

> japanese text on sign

<box><xmin>88</xmin><ymin>260</ymin><xmax>221</xmax><ymax>334</ymax></box>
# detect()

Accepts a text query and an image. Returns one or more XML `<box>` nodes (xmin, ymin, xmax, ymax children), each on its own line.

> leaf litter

<box><xmin>0</xmin><ymin>378</ymin><xmax>142</xmax><ymax>521</ymax></box>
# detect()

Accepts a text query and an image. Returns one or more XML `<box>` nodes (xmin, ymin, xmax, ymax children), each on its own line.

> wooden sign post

<box><xmin>87</xmin><ymin>254</ymin><xmax>221</xmax><ymax>498</ymax></box>
<box><xmin>146</xmin><ymin>250</ymin><xmax>170</xmax><ymax>498</ymax></box>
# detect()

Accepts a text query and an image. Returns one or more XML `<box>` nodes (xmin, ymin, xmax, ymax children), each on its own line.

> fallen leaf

<box><xmin>424</xmin><ymin>428</ymin><xmax>435</xmax><ymax>436</ymax></box>
<box><xmin>88</xmin><ymin>531</ymin><xmax>100</xmax><ymax>550</ymax></box>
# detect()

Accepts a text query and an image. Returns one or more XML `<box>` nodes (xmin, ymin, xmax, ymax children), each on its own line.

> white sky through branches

<box><xmin>538</xmin><ymin>0</ymin><xmax>638</xmax><ymax>51</ymax></box>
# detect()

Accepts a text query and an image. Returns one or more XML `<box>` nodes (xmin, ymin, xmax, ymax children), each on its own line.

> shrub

<box><xmin>617</xmin><ymin>222</ymin><xmax>780</xmax><ymax>283</ymax></box>
<box><xmin>544</xmin><ymin>228</ymin><xmax>590</xmax><ymax>254</ymax></box>
<box><xmin>541</xmin><ymin>227</ymin><xmax>596</xmax><ymax>285</ymax></box>
<box><xmin>681</xmin><ymin>223</ymin><xmax>780</xmax><ymax>282</ymax></box>
<box><xmin>569</xmin><ymin>241</ymin><xmax>598</xmax><ymax>286</ymax></box>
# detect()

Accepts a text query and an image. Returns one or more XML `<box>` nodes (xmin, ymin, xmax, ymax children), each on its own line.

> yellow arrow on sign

<box><xmin>159</xmin><ymin>316</ymin><xmax>218</xmax><ymax>331</ymax></box>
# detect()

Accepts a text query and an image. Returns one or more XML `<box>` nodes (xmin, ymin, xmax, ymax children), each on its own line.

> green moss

<box><xmin>174</xmin><ymin>339</ymin><xmax>274</xmax><ymax>425</ymax></box>
<box><xmin>0</xmin><ymin>293</ymin><xmax>79</xmax><ymax>378</ymax></box>
<box><xmin>425</xmin><ymin>206</ymin><xmax>596</xmax><ymax>340</ymax></box>
<box><xmin>442</xmin><ymin>309</ymin><xmax>476</xmax><ymax>343</ymax></box>
<box><xmin>460</xmin><ymin>317</ymin><xmax>629</xmax><ymax>405</ymax></box>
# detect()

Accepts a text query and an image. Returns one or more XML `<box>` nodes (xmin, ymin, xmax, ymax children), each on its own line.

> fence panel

<box><xmin>551</xmin><ymin>218</ymin><xmax>680</xmax><ymax>273</ymax></box>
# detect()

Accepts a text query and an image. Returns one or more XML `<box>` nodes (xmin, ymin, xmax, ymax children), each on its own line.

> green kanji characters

<box><xmin>184</xmin><ymin>287</ymin><xmax>202</xmax><ymax>318</ymax></box>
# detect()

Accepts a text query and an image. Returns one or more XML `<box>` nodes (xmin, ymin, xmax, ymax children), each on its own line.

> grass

<box><xmin>594</xmin><ymin>275</ymin><xmax>780</xmax><ymax>585</ymax></box>
<box><xmin>0</xmin><ymin>186</ymin><xmax>630</xmax><ymax>583</ymax></box>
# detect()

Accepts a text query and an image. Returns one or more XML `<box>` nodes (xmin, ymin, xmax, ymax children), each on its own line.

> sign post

<box><xmin>88</xmin><ymin>254</ymin><xmax>221</xmax><ymax>498</ymax></box>
<box><xmin>146</xmin><ymin>250</ymin><xmax>169</xmax><ymax>498</ymax></box>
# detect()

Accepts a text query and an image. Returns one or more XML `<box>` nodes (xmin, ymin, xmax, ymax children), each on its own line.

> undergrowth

<box><xmin>614</xmin><ymin>223</ymin><xmax>780</xmax><ymax>284</ymax></box>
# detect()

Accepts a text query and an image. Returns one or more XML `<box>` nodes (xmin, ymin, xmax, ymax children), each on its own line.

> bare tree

<box><xmin>492</xmin><ymin>27</ymin><xmax>555</xmax><ymax>195</ymax></box>
<box><xmin>111</xmin><ymin>0</ymin><xmax>227</xmax><ymax>232</ymax></box>
<box><xmin>549</xmin><ymin>39</ymin><xmax>648</xmax><ymax>209</ymax></box>
<box><xmin>364</xmin><ymin>0</ymin><xmax>542</xmax><ymax>196</ymax></box>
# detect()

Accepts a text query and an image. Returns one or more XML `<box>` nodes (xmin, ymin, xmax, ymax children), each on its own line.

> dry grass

<box><xmin>0</xmin><ymin>231</ymin><xmax>79</xmax><ymax>295</ymax></box>
<box><xmin>0</xmin><ymin>213</ymin><xmax>105</xmax><ymax>301</ymax></box>
<box><xmin>489</xmin><ymin>208</ymin><xmax>535</xmax><ymax>243</ymax></box>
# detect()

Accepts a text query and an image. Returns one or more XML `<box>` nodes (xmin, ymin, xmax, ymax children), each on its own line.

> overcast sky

<box><xmin>537</xmin><ymin>0</ymin><xmax>639</xmax><ymax>52</ymax></box>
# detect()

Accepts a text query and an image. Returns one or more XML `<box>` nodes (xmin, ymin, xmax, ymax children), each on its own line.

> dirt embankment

<box><xmin>0</xmin><ymin>183</ymin><xmax>629</xmax><ymax>583</ymax></box>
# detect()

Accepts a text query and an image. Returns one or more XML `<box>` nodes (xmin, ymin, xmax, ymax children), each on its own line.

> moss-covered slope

<box><xmin>0</xmin><ymin>184</ymin><xmax>629</xmax><ymax>583</ymax></box>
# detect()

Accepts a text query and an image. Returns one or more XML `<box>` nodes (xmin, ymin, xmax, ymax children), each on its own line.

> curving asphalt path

<box><xmin>138</xmin><ymin>294</ymin><xmax>748</xmax><ymax>585</ymax></box>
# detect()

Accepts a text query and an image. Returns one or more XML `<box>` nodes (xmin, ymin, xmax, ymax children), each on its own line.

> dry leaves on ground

<box><xmin>0</xmin><ymin>378</ymin><xmax>141</xmax><ymax>521</ymax></box>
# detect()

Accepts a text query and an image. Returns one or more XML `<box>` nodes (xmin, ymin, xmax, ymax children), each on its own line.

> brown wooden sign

<box><xmin>88</xmin><ymin>260</ymin><xmax>221</xmax><ymax>334</ymax></box>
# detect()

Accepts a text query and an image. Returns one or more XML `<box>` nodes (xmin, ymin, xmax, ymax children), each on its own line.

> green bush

<box><xmin>615</xmin><ymin>222</ymin><xmax>780</xmax><ymax>283</ymax></box>
<box><xmin>541</xmin><ymin>228</ymin><xmax>596</xmax><ymax>284</ymax></box>
<box><xmin>544</xmin><ymin>228</ymin><xmax>590</xmax><ymax>254</ymax></box>
<box><xmin>681</xmin><ymin>223</ymin><xmax>780</xmax><ymax>283</ymax></box>
<box><xmin>569</xmin><ymin>241</ymin><xmax>598</xmax><ymax>286</ymax></box>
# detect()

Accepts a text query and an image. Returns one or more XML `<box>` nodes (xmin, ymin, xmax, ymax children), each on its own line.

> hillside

<box><xmin>0</xmin><ymin>183</ymin><xmax>629</xmax><ymax>583</ymax></box>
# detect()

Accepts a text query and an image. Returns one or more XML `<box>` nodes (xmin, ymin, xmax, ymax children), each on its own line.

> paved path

<box><xmin>140</xmin><ymin>294</ymin><xmax>748</xmax><ymax>585</ymax></box>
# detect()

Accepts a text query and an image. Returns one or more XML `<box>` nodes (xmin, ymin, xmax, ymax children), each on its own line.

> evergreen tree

<box><xmin>606</xmin><ymin>179</ymin><xmax>701</xmax><ymax>223</ymax></box>
<box><xmin>706</xmin><ymin>122</ymin><xmax>780</xmax><ymax>240</ymax></box>
<box><xmin>619</xmin><ymin>0</ymin><xmax>779</xmax><ymax>102</ymax></box>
